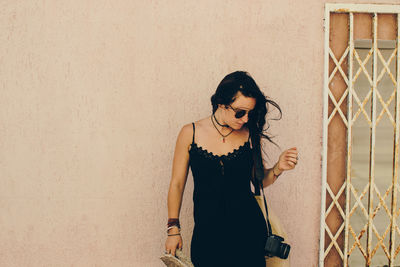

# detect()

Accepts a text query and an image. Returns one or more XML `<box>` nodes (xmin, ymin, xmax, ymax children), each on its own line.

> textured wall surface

<box><xmin>0</xmin><ymin>1</ymin><xmax>399</xmax><ymax>266</ymax></box>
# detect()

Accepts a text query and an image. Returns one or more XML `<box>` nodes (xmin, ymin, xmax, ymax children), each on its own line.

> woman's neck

<box><xmin>214</xmin><ymin>109</ymin><xmax>226</xmax><ymax>124</ymax></box>
<box><xmin>213</xmin><ymin>109</ymin><xmax>234</xmax><ymax>133</ymax></box>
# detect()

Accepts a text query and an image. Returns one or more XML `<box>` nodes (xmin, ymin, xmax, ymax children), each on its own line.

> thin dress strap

<box><xmin>192</xmin><ymin>122</ymin><xmax>195</xmax><ymax>145</ymax></box>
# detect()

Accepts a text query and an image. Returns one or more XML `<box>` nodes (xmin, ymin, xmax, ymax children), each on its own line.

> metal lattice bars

<box><xmin>321</xmin><ymin>4</ymin><xmax>400</xmax><ymax>267</ymax></box>
<box><xmin>365</xmin><ymin>12</ymin><xmax>378</xmax><ymax>266</ymax></box>
<box><xmin>390</xmin><ymin>12</ymin><xmax>400</xmax><ymax>264</ymax></box>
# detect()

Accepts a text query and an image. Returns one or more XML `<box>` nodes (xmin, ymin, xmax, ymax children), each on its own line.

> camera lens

<box><xmin>278</xmin><ymin>243</ymin><xmax>290</xmax><ymax>259</ymax></box>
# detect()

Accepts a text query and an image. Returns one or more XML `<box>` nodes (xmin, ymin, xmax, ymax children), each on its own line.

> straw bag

<box><xmin>160</xmin><ymin>248</ymin><xmax>194</xmax><ymax>267</ymax></box>
<box><xmin>254</xmin><ymin>180</ymin><xmax>290</xmax><ymax>267</ymax></box>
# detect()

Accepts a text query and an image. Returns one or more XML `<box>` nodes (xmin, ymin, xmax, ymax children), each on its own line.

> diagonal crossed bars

<box><xmin>321</xmin><ymin>6</ymin><xmax>400</xmax><ymax>267</ymax></box>
<box><xmin>324</xmin><ymin>15</ymin><xmax>400</xmax><ymax>266</ymax></box>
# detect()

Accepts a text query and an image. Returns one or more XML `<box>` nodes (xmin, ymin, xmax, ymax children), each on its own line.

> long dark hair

<box><xmin>210</xmin><ymin>71</ymin><xmax>282</xmax><ymax>172</ymax></box>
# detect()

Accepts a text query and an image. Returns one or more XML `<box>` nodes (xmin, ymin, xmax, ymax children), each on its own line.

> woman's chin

<box><xmin>234</xmin><ymin>123</ymin><xmax>244</xmax><ymax>129</ymax></box>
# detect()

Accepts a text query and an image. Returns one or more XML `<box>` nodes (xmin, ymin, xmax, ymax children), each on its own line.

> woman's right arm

<box><xmin>165</xmin><ymin>123</ymin><xmax>193</xmax><ymax>256</ymax></box>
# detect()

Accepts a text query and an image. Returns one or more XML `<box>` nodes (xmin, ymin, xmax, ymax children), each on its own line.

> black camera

<box><xmin>264</xmin><ymin>234</ymin><xmax>291</xmax><ymax>259</ymax></box>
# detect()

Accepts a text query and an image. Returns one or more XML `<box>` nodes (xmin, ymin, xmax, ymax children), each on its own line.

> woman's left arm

<box><xmin>261</xmin><ymin>147</ymin><xmax>299</xmax><ymax>188</ymax></box>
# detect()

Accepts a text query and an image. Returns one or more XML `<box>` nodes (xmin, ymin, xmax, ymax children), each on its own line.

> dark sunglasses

<box><xmin>228</xmin><ymin>104</ymin><xmax>255</xmax><ymax>119</ymax></box>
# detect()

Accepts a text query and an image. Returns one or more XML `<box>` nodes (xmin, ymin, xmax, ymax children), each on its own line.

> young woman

<box><xmin>165</xmin><ymin>71</ymin><xmax>299</xmax><ymax>267</ymax></box>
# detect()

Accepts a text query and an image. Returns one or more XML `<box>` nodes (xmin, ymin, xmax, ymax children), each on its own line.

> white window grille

<box><xmin>321</xmin><ymin>3</ymin><xmax>400</xmax><ymax>267</ymax></box>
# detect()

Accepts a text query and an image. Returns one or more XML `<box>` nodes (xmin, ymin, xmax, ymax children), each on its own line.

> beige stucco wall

<box><xmin>1</xmin><ymin>1</ymin><xmax>399</xmax><ymax>266</ymax></box>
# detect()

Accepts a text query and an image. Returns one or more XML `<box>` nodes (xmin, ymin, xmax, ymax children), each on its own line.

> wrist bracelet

<box><xmin>168</xmin><ymin>233</ymin><xmax>181</xmax><ymax>236</ymax></box>
<box><xmin>272</xmin><ymin>165</ymin><xmax>282</xmax><ymax>178</ymax></box>
<box><xmin>167</xmin><ymin>218</ymin><xmax>180</xmax><ymax>229</ymax></box>
<box><xmin>167</xmin><ymin>225</ymin><xmax>181</xmax><ymax>233</ymax></box>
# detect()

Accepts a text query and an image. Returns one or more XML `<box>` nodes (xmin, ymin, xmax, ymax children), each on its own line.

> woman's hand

<box><xmin>165</xmin><ymin>229</ymin><xmax>183</xmax><ymax>256</ymax></box>
<box><xmin>275</xmin><ymin>147</ymin><xmax>299</xmax><ymax>173</ymax></box>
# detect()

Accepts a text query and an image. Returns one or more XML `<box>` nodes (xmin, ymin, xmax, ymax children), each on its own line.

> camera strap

<box><xmin>251</xmin><ymin>140</ymin><xmax>273</xmax><ymax>237</ymax></box>
<box><xmin>253</xmin><ymin>170</ymin><xmax>273</xmax><ymax>237</ymax></box>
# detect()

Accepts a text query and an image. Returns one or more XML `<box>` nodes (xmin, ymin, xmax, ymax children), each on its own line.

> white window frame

<box><xmin>321</xmin><ymin>3</ymin><xmax>400</xmax><ymax>267</ymax></box>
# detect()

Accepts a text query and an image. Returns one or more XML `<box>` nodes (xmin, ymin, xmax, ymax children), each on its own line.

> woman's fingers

<box><xmin>285</xmin><ymin>150</ymin><xmax>298</xmax><ymax>156</ymax></box>
<box><xmin>284</xmin><ymin>155</ymin><xmax>297</xmax><ymax>162</ymax></box>
<box><xmin>289</xmin><ymin>156</ymin><xmax>298</xmax><ymax>164</ymax></box>
<box><xmin>165</xmin><ymin>245</ymin><xmax>182</xmax><ymax>256</ymax></box>
<box><xmin>277</xmin><ymin>148</ymin><xmax>299</xmax><ymax>171</ymax></box>
<box><xmin>285</xmin><ymin>151</ymin><xmax>299</xmax><ymax>161</ymax></box>
<box><xmin>171</xmin><ymin>248</ymin><xmax>176</xmax><ymax>256</ymax></box>
<box><xmin>283</xmin><ymin>155</ymin><xmax>297</xmax><ymax>168</ymax></box>
<box><xmin>165</xmin><ymin>235</ymin><xmax>182</xmax><ymax>256</ymax></box>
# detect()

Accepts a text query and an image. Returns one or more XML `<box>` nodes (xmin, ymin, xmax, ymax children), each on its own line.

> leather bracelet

<box><xmin>168</xmin><ymin>233</ymin><xmax>181</xmax><ymax>236</ymax></box>
<box><xmin>272</xmin><ymin>164</ymin><xmax>282</xmax><ymax>178</ymax></box>
<box><xmin>167</xmin><ymin>218</ymin><xmax>180</xmax><ymax>229</ymax></box>
<box><xmin>167</xmin><ymin>225</ymin><xmax>181</xmax><ymax>233</ymax></box>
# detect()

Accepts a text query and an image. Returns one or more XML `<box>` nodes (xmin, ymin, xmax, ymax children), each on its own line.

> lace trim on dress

<box><xmin>189</xmin><ymin>140</ymin><xmax>250</xmax><ymax>160</ymax></box>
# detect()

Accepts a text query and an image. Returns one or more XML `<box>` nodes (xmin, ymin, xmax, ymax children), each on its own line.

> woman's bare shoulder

<box><xmin>176</xmin><ymin>117</ymin><xmax>211</xmax><ymax>145</ymax></box>
<box><xmin>177</xmin><ymin>123</ymin><xmax>194</xmax><ymax>143</ymax></box>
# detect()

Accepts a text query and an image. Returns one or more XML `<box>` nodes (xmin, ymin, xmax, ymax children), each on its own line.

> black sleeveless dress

<box><xmin>188</xmin><ymin>122</ymin><xmax>267</xmax><ymax>267</ymax></box>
